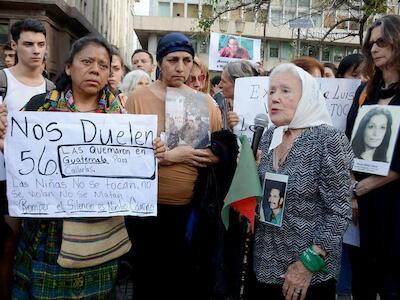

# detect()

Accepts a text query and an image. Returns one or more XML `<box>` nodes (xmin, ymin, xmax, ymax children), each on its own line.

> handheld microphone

<box><xmin>251</xmin><ymin>113</ymin><xmax>269</xmax><ymax>157</ymax></box>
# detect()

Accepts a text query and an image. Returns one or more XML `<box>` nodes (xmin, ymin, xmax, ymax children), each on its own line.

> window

<box><xmin>0</xmin><ymin>23</ymin><xmax>8</xmax><ymax>44</ymax></box>
<box><xmin>244</xmin><ymin>8</ymin><xmax>254</xmax><ymax>22</ymax></box>
<box><xmin>336</xmin><ymin>12</ymin><xmax>349</xmax><ymax>30</ymax></box>
<box><xmin>269</xmin><ymin>41</ymin><xmax>279</xmax><ymax>58</ymax></box>
<box><xmin>201</xmin><ymin>4</ymin><xmax>213</xmax><ymax>18</ymax></box>
<box><xmin>324</xmin><ymin>12</ymin><xmax>335</xmax><ymax>28</ymax></box>
<box><xmin>271</xmin><ymin>9</ymin><xmax>283</xmax><ymax>24</ymax></box>
<box><xmin>187</xmin><ymin>4</ymin><xmax>199</xmax><ymax>18</ymax></box>
<box><xmin>311</xmin><ymin>13</ymin><xmax>322</xmax><ymax>27</ymax></box>
<box><xmin>298</xmin><ymin>0</ymin><xmax>310</xmax><ymax>7</ymax></box>
<box><xmin>349</xmin><ymin>20</ymin><xmax>360</xmax><ymax>31</ymax></box>
<box><xmin>173</xmin><ymin>3</ymin><xmax>184</xmax><ymax>17</ymax></box>
<box><xmin>308</xmin><ymin>44</ymin><xmax>320</xmax><ymax>58</ymax></box>
<box><xmin>230</xmin><ymin>8</ymin><xmax>241</xmax><ymax>20</ymax></box>
<box><xmin>281</xmin><ymin>42</ymin><xmax>294</xmax><ymax>61</ymax></box>
<box><xmin>158</xmin><ymin>2</ymin><xmax>170</xmax><ymax>17</ymax></box>
<box><xmin>333</xmin><ymin>47</ymin><xmax>344</xmax><ymax>63</ymax></box>
<box><xmin>284</xmin><ymin>9</ymin><xmax>296</xmax><ymax>22</ymax></box>
<box><xmin>271</xmin><ymin>0</ymin><xmax>283</xmax><ymax>5</ymax></box>
<box><xmin>322</xmin><ymin>48</ymin><xmax>331</xmax><ymax>62</ymax></box>
<box><xmin>257</xmin><ymin>9</ymin><xmax>268</xmax><ymax>23</ymax></box>
<box><xmin>284</xmin><ymin>0</ymin><xmax>297</xmax><ymax>9</ymax></box>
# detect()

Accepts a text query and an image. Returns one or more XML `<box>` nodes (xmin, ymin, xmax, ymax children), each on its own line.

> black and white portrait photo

<box><xmin>351</xmin><ymin>105</ymin><xmax>400</xmax><ymax>176</ymax></box>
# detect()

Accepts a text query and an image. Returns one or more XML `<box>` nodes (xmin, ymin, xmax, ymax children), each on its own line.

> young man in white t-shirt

<box><xmin>0</xmin><ymin>18</ymin><xmax>54</xmax><ymax>300</ymax></box>
<box><xmin>1</xmin><ymin>19</ymin><xmax>53</xmax><ymax>110</ymax></box>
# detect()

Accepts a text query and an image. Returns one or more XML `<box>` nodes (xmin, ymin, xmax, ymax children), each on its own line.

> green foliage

<box><xmin>198</xmin><ymin>17</ymin><xmax>214</xmax><ymax>32</ymax></box>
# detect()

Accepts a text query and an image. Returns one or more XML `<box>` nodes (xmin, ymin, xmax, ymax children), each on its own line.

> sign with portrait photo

<box><xmin>209</xmin><ymin>32</ymin><xmax>261</xmax><ymax>71</ymax></box>
<box><xmin>165</xmin><ymin>87</ymin><xmax>210</xmax><ymax>149</ymax></box>
<box><xmin>259</xmin><ymin>172</ymin><xmax>288</xmax><ymax>227</ymax></box>
<box><xmin>351</xmin><ymin>105</ymin><xmax>400</xmax><ymax>176</ymax></box>
<box><xmin>5</xmin><ymin>111</ymin><xmax>158</xmax><ymax>218</ymax></box>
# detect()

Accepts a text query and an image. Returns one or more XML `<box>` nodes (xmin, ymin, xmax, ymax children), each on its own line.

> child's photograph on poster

<box><xmin>259</xmin><ymin>173</ymin><xmax>288</xmax><ymax>227</ymax></box>
<box><xmin>351</xmin><ymin>105</ymin><xmax>400</xmax><ymax>176</ymax></box>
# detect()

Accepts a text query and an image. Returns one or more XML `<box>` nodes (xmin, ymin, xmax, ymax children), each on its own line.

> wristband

<box><xmin>300</xmin><ymin>246</ymin><xmax>328</xmax><ymax>274</ymax></box>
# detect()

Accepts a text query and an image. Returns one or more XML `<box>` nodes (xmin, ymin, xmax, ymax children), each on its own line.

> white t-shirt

<box><xmin>3</xmin><ymin>68</ymin><xmax>46</xmax><ymax>111</ymax></box>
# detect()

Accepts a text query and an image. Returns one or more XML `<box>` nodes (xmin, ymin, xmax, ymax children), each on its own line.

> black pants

<box><xmin>349</xmin><ymin>247</ymin><xmax>400</xmax><ymax>300</ymax></box>
<box><xmin>250</xmin><ymin>278</ymin><xmax>336</xmax><ymax>300</ymax></box>
<box><xmin>126</xmin><ymin>204</ymin><xmax>192</xmax><ymax>300</ymax></box>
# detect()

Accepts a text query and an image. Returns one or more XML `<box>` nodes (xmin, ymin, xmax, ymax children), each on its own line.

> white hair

<box><xmin>269</xmin><ymin>63</ymin><xmax>301</xmax><ymax>81</ymax></box>
<box><xmin>120</xmin><ymin>69</ymin><xmax>151</xmax><ymax>94</ymax></box>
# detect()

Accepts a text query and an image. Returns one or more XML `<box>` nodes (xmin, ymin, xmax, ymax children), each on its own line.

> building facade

<box><xmin>0</xmin><ymin>0</ymin><xmax>136</xmax><ymax>74</ymax></box>
<box><xmin>133</xmin><ymin>0</ymin><xmax>399</xmax><ymax>70</ymax></box>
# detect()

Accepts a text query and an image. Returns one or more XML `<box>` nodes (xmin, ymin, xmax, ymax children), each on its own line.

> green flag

<box><xmin>221</xmin><ymin>135</ymin><xmax>263</xmax><ymax>232</ymax></box>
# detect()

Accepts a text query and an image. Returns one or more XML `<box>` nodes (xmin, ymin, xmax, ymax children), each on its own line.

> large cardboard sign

<box><xmin>209</xmin><ymin>32</ymin><xmax>261</xmax><ymax>71</ymax></box>
<box><xmin>5</xmin><ymin>112</ymin><xmax>158</xmax><ymax>218</ymax></box>
<box><xmin>233</xmin><ymin>77</ymin><xmax>361</xmax><ymax>140</ymax></box>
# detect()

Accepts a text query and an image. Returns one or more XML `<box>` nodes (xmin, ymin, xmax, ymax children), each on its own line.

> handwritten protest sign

<box><xmin>319</xmin><ymin>78</ymin><xmax>360</xmax><ymax>132</ymax></box>
<box><xmin>5</xmin><ymin>112</ymin><xmax>158</xmax><ymax>218</ymax></box>
<box><xmin>233</xmin><ymin>76</ymin><xmax>269</xmax><ymax>141</ymax></box>
<box><xmin>233</xmin><ymin>77</ymin><xmax>361</xmax><ymax>141</ymax></box>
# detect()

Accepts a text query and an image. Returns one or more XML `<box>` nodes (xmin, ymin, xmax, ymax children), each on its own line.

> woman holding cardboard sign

<box><xmin>0</xmin><ymin>35</ymin><xmax>165</xmax><ymax>299</ymax></box>
<box><xmin>346</xmin><ymin>15</ymin><xmax>400</xmax><ymax>300</ymax></box>
<box><xmin>125</xmin><ymin>32</ymin><xmax>225</xmax><ymax>300</ymax></box>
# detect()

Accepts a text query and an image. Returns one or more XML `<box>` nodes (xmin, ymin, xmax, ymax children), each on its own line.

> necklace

<box><xmin>378</xmin><ymin>84</ymin><xmax>398</xmax><ymax>99</ymax></box>
<box><xmin>272</xmin><ymin>129</ymin><xmax>304</xmax><ymax>171</ymax></box>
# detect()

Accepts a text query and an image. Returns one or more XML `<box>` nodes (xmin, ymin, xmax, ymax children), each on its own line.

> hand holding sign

<box><xmin>0</xmin><ymin>103</ymin><xmax>7</xmax><ymax>151</ymax></box>
<box><xmin>5</xmin><ymin>111</ymin><xmax>158</xmax><ymax>218</ymax></box>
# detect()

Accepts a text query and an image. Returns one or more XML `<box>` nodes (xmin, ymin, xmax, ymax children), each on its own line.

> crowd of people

<box><xmin>0</xmin><ymin>13</ymin><xmax>399</xmax><ymax>300</ymax></box>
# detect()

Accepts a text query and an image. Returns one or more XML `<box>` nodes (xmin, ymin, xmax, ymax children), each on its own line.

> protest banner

<box><xmin>233</xmin><ymin>76</ymin><xmax>269</xmax><ymax>142</ymax></box>
<box><xmin>319</xmin><ymin>78</ymin><xmax>361</xmax><ymax>132</ymax></box>
<box><xmin>5</xmin><ymin>111</ymin><xmax>158</xmax><ymax>218</ymax></box>
<box><xmin>233</xmin><ymin>77</ymin><xmax>361</xmax><ymax>141</ymax></box>
<box><xmin>350</xmin><ymin>105</ymin><xmax>400</xmax><ymax>176</ymax></box>
<box><xmin>209</xmin><ymin>32</ymin><xmax>261</xmax><ymax>71</ymax></box>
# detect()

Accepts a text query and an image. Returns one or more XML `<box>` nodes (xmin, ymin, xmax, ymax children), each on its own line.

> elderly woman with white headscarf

<box><xmin>253</xmin><ymin>63</ymin><xmax>352</xmax><ymax>300</ymax></box>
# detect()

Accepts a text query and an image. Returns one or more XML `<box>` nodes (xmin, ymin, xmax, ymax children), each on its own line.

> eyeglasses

<box><xmin>188</xmin><ymin>74</ymin><xmax>206</xmax><ymax>83</ymax></box>
<box><xmin>367</xmin><ymin>38</ymin><xmax>391</xmax><ymax>50</ymax></box>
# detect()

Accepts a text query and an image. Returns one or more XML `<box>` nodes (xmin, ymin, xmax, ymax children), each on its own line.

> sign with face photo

<box><xmin>259</xmin><ymin>172</ymin><xmax>288</xmax><ymax>227</ymax></box>
<box><xmin>351</xmin><ymin>105</ymin><xmax>400</xmax><ymax>176</ymax></box>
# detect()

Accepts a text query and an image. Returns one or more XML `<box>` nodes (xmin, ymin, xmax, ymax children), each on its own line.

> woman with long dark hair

<box><xmin>346</xmin><ymin>15</ymin><xmax>400</xmax><ymax>300</ymax></box>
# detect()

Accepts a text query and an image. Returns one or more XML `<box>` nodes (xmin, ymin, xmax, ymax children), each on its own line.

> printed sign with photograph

<box><xmin>209</xmin><ymin>32</ymin><xmax>261</xmax><ymax>71</ymax></box>
<box><xmin>351</xmin><ymin>105</ymin><xmax>400</xmax><ymax>176</ymax></box>
<box><xmin>259</xmin><ymin>172</ymin><xmax>289</xmax><ymax>227</ymax></box>
<box><xmin>165</xmin><ymin>87</ymin><xmax>210</xmax><ymax>149</ymax></box>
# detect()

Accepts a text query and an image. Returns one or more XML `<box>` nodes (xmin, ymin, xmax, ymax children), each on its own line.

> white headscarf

<box><xmin>268</xmin><ymin>63</ymin><xmax>332</xmax><ymax>152</ymax></box>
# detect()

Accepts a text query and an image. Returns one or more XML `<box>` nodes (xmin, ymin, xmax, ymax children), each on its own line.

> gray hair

<box><xmin>120</xmin><ymin>69</ymin><xmax>151</xmax><ymax>94</ymax></box>
<box><xmin>223</xmin><ymin>60</ymin><xmax>258</xmax><ymax>83</ymax></box>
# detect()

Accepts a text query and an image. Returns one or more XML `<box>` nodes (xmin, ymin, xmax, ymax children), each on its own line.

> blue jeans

<box><xmin>336</xmin><ymin>243</ymin><xmax>352</xmax><ymax>295</ymax></box>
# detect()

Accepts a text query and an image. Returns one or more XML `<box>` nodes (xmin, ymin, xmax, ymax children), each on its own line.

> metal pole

<box><xmin>296</xmin><ymin>28</ymin><xmax>300</xmax><ymax>57</ymax></box>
